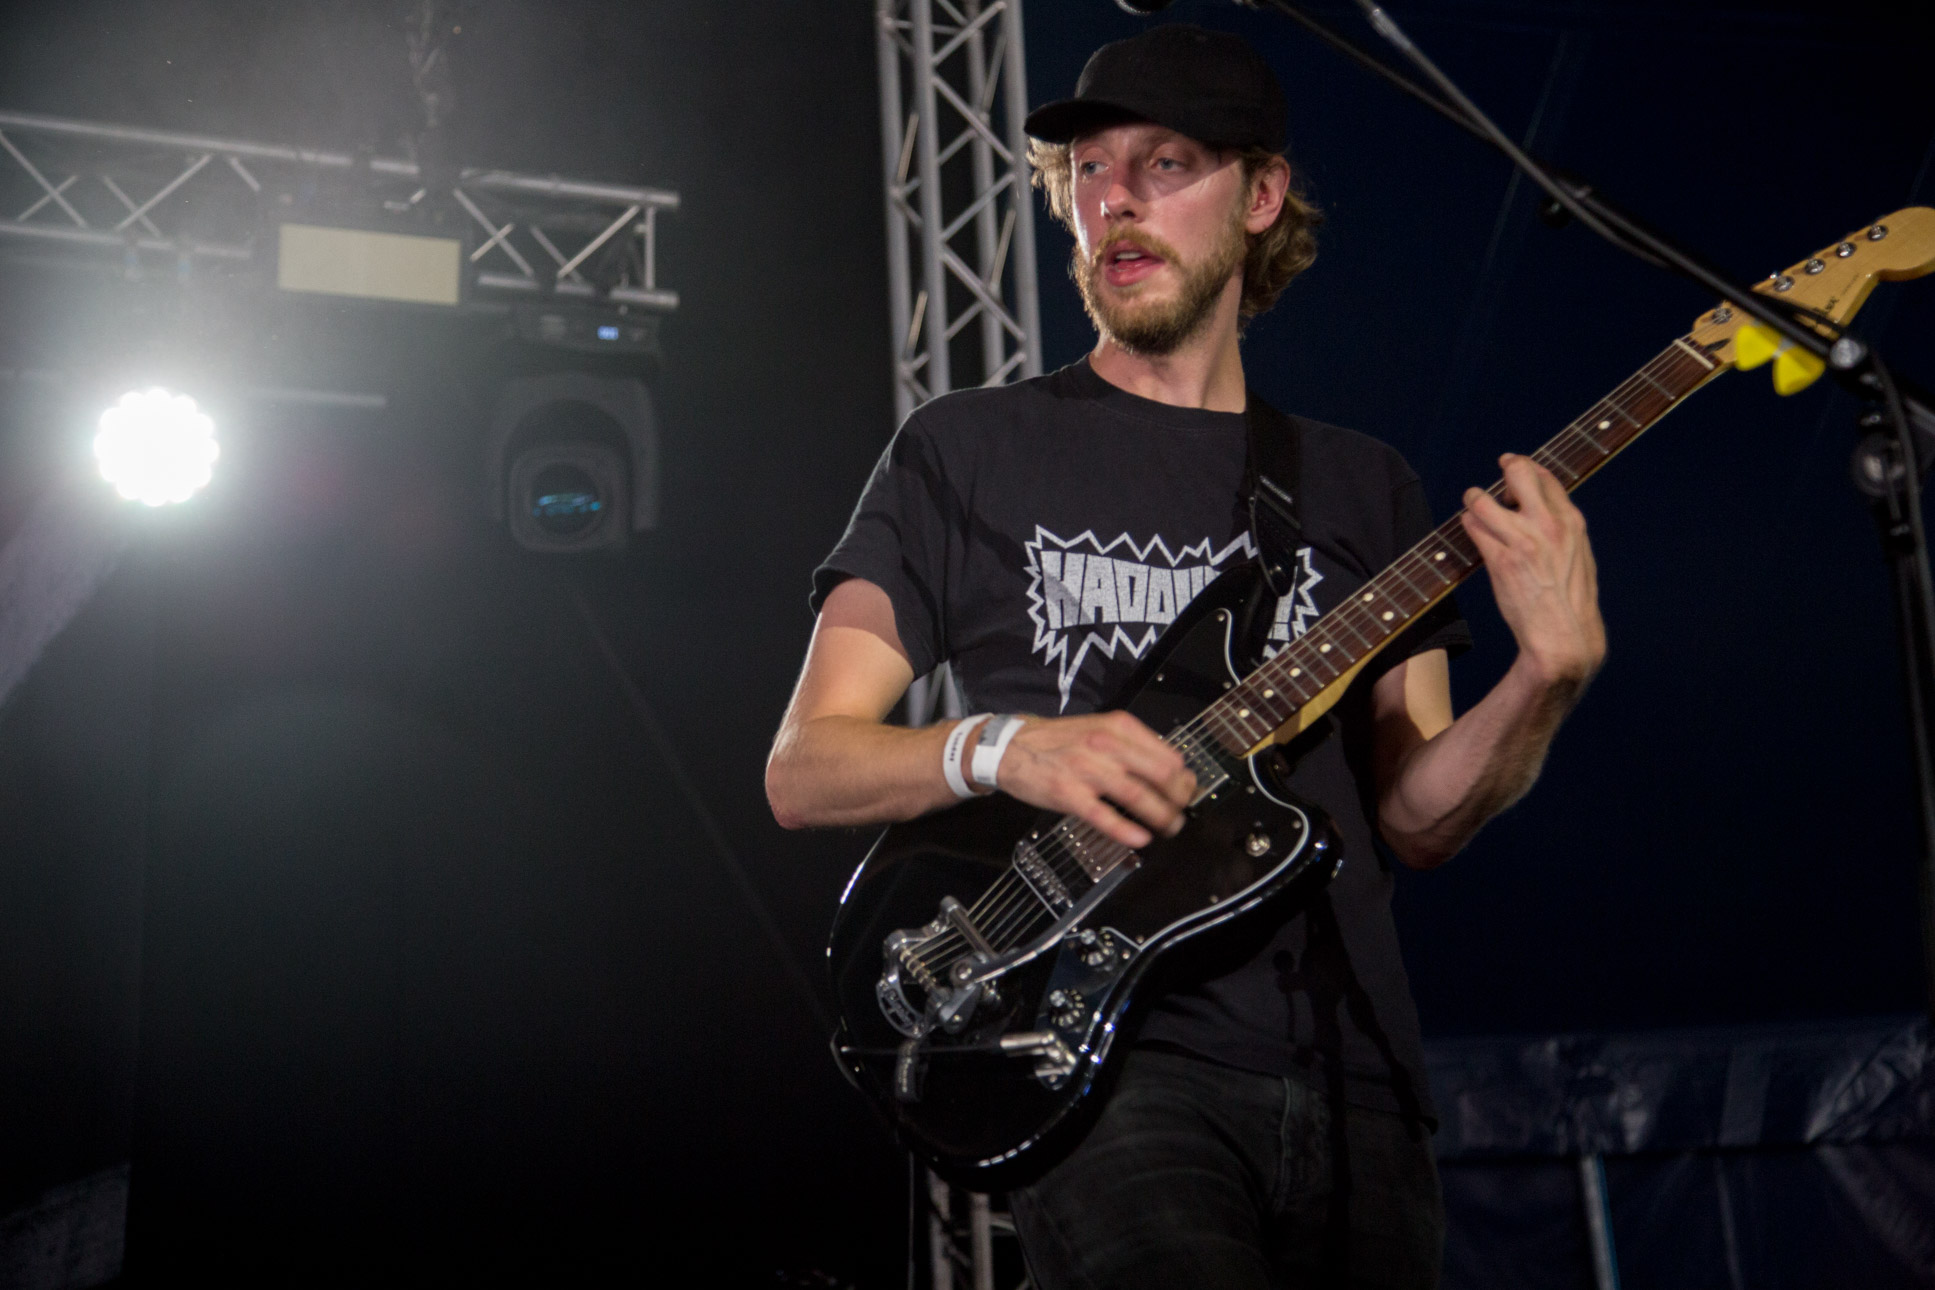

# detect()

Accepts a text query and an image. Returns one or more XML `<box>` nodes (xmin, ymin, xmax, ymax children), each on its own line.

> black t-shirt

<box><xmin>812</xmin><ymin>358</ymin><xmax>1470</xmax><ymax>1121</ymax></box>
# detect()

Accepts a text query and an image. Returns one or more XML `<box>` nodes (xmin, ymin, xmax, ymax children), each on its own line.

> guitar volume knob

<box><xmin>1075</xmin><ymin>930</ymin><xmax>1111</xmax><ymax>967</ymax></box>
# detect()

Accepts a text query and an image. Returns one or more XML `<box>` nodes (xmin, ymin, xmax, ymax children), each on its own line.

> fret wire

<box><xmin>1212</xmin><ymin>702</ymin><xmax>1256</xmax><ymax>747</ymax></box>
<box><xmin>1157</xmin><ymin>338</ymin><xmax>1707</xmax><ymax>787</ymax></box>
<box><xmin>1570</xmin><ymin>430</ymin><xmax>1612</xmax><ymax>465</ymax></box>
<box><xmin>1604</xmin><ymin>394</ymin><xmax>1643</xmax><ymax>427</ymax></box>
<box><xmin>1532</xmin><ymin>448</ymin><xmax>1579</xmax><ymax>485</ymax></box>
<box><xmin>1327</xmin><ymin>615</ymin><xmax>1377</xmax><ymax>653</ymax></box>
<box><xmin>1638</xmin><ymin>362</ymin><xmax>1676</xmax><ymax>394</ymax></box>
<box><xmin>1387</xmin><ymin>564</ymin><xmax>1432</xmax><ymax>604</ymax></box>
<box><xmin>1346</xmin><ymin>600</ymin><xmax>1396</xmax><ymax>641</ymax></box>
<box><xmin>1231</xmin><ymin>682</ymin><xmax>1289</xmax><ymax>730</ymax></box>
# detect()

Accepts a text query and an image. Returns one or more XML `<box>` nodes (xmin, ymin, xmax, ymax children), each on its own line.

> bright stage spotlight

<box><xmin>93</xmin><ymin>388</ymin><xmax>221</xmax><ymax>506</ymax></box>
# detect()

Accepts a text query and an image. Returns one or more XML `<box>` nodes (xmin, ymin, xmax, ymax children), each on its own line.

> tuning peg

<box><xmin>1732</xmin><ymin>322</ymin><xmax>1826</xmax><ymax>395</ymax></box>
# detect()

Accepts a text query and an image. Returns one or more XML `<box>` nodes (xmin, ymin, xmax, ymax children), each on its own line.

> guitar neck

<box><xmin>1189</xmin><ymin>332</ymin><xmax>1731</xmax><ymax>758</ymax></box>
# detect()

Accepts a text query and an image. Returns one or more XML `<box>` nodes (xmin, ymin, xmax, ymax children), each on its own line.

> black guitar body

<box><xmin>827</xmin><ymin>564</ymin><xmax>1344</xmax><ymax>1189</ymax></box>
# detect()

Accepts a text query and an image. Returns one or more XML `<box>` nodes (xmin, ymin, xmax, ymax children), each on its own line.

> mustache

<box><xmin>1088</xmin><ymin>228</ymin><xmax>1181</xmax><ymax>266</ymax></box>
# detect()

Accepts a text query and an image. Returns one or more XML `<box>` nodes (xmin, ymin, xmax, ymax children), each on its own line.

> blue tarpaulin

<box><xmin>1427</xmin><ymin>1015</ymin><xmax>1935</xmax><ymax>1287</ymax></box>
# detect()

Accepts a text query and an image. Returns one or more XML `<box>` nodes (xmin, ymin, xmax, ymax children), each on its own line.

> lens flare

<box><xmin>93</xmin><ymin>388</ymin><xmax>220</xmax><ymax>506</ymax></box>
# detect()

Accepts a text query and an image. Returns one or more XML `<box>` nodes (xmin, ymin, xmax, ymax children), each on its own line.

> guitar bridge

<box><xmin>1013</xmin><ymin>840</ymin><xmax>1073</xmax><ymax>912</ymax></box>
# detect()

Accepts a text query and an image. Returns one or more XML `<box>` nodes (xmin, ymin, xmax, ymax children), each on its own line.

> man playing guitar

<box><xmin>768</xmin><ymin>25</ymin><xmax>1605</xmax><ymax>1289</ymax></box>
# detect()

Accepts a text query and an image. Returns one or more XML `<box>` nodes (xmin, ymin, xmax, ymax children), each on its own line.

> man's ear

<box><xmin>1246</xmin><ymin>157</ymin><xmax>1291</xmax><ymax>235</ymax></box>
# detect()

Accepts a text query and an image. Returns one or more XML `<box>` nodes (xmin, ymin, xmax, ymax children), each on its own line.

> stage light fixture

<box><xmin>93</xmin><ymin>388</ymin><xmax>221</xmax><ymax>506</ymax></box>
<box><xmin>485</xmin><ymin>373</ymin><xmax>657</xmax><ymax>554</ymax></box>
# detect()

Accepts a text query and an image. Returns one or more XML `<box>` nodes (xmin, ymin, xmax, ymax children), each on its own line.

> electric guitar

<box><xmin>827</xmin><ymin>208</ymin><xmax>1935</xmax><ymax>1189</ymax></box>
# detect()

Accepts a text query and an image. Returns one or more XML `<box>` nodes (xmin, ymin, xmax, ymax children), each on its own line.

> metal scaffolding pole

<box><xmin>0</xmin><ymin>109</ymin><xmax>678</xmax><ymax>312</ymax></box>
<box><xmin>876</xmin><ymin>0</ymin><xmax>1042</xmax><ymax>421</ymax></box>
<box><xmin>875</xmin><ymin>2</ymin><xmax>1042</xmax><ymax>1283</ymax></box>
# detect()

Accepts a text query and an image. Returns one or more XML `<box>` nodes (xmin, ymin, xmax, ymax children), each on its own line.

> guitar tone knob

<box><xmin>1048</xmin><ymin>989</ymin><xmax>1086</xmax><ymax>1029</ymax></box>
<box><xmin>1244</xmin><ymin>832</ymin><xmax>1272</xmax><ymax>857</ymax></box>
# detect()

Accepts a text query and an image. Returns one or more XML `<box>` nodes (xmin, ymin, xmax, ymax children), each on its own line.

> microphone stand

<box><xmin>1236</xmin><ymin>0</ymin><xmax>1935</xmax><ymax>1019</ymax></box>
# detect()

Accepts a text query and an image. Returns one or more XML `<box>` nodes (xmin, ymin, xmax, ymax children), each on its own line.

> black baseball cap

<box><xmin>1024</xmin><ymin>25</ymin><xmax>1287</xmax><ymax>153</ymax></box>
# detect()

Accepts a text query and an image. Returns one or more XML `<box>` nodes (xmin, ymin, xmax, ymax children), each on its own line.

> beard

<box><xmin>1074</xmin><ymin>206</ymin><xmax>1248</xmax><ymax>356</ymax></box>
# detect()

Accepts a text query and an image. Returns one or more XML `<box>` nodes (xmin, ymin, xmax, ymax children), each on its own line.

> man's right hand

<box><xmin>996</xmin><ymin>710</ymin><xmax>1196</xmax><ymax>850</ymax></box>
<box><xmin>767</xmin><ymin>578</ymin><xmax>1194</xmax><ymax>844</ymax></box>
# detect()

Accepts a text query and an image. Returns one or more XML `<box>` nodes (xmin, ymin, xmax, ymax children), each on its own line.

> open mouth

<box><xmin>1101</xmin><ymin>242</ymin><xmax>1165</xmax><ymax>287</ymax></box>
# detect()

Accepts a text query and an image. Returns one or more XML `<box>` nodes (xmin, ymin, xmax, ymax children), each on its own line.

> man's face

<box><xmin>1069</xmin><ymin>122</ymin><xmax>1251</xmax><ymax>355</ymax></box>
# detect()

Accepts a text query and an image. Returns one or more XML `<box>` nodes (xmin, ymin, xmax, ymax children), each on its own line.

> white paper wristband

<box><xmin>941</xmin><ymin>714</ymin><xmax>992</xmax><ymax>800</ymax></box>
<box><xmin>970</xmin><ymin>714</ymin><xmax>1026</xmax><ymax>791</ymax></box>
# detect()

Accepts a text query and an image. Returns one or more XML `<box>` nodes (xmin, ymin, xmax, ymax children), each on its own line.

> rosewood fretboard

<box><xmin>1002</xmin><ymin>331</ymin><xmax>1732</xmax><ymax>896</ymax></box>
<box><xmin>1185</xmin><ymin>333</ymin><xmax>1729</xmax><ymax>759</ymax></box>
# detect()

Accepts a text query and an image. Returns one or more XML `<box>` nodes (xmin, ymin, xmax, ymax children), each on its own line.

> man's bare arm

<box><xmin>1370</xmin><ymin>454</ymin><xmax>1607</xmax><ymax>869</ymax></box>
<box><xmin>765</xmin><ymin>578</ymin><xmax>1196</xmax><ymax>847</ymax></box>
<box><xmin>1370</xmin><ymin>649</ymin><xmax>1586</xmax><ymax>868</ymax></box>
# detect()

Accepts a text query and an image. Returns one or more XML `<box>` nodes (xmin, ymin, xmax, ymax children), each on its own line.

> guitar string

<box><xmin>905</xmin><ymin>351</ymin><xmax>1697</xmax><ymax>979</ymax></box>
<box><xmin>902</xmin><ymin>340</ymin><xmax>1714</xmax><ymax>979</ymax></box>
<box><xmin>906</xmin><ymin>376</ymin><xmax>1669</xmax><ymax>979</ymax></box>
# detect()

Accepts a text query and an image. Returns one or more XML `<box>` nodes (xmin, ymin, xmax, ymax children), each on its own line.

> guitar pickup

<box><xmin>1013</xmin><ymin>841</ymin><xmax>1074</xmax><ymax>912</ymax></box>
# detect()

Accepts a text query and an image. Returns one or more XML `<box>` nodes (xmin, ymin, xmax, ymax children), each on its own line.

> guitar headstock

<box><xmin>1689</xmin><ymin>206</ymin><xmax>1935</xmax><ymax>368</ymax></box>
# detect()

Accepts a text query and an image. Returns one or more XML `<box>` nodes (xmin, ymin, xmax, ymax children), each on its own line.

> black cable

<box><xmin>906</xmin><ymin>1151</ymin><xmax>920</xmax><ymax>1290</ymax></box>
<box><xmin>1874</xmin><ymin>355</ymin><xmax>1935</xmax><ymax>1017</ymax></box>
<box><xmin>1245</xmin><ymin>0</ymin><xmax>1472</xmax><ymax>138</ymax></box>
<box><xmin>571</xmin><ymin>587</ymin><xmax>835</xmax><ymax>1035</ymax></box>
<box><xmin>1251</xmin><ymin>0</ymin><xmax>1855</xmax><ymax>355</ymax></box>
<box><xmin>1278</xmin><ymin>0</ymin><xmax>1935</xmax><ymax>1018</ymax></box>
<box><xmin>1342</xmin><ymin>0</ymin><xmax>1665</xmax><ymax>266</ymax></box>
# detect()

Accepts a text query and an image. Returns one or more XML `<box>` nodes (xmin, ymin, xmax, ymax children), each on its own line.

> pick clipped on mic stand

<box><xmin>1195</xmin><ymin>0</ymin><xmax>1935</xmax><ymax>1018</ymax></box>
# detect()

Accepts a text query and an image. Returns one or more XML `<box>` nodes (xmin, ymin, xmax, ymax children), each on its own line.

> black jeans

<box><xmin>1009</xmin><ymin>1047</ymin><xmax>1443</xmax><ymax>1290</ymax></box>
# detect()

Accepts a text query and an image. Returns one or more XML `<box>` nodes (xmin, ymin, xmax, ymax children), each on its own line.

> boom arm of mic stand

<box><xmin>1243</xmin><ymin>0</ymin><xmax>1935</xmax><ymax>466</ymax></box>
<box><xmin>1235</xmin><ymin>0</ymin><xmax>1935</xmax><ymax>1019</ymax></box>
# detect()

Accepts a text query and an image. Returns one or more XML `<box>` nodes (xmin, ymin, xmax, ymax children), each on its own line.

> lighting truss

<box><xmin>879</xmin><ymin>0</ymin><xmax>1043</xmax><ymax>731</ymax></box>
<box><xmin>876</xmin><ymin>5</ymin><xmax>1041</xmax><ymax>1285</ymax></box>
<box><xmin>875</xmin><ymin>0</ymin><xmax>1042</xmax><ymax>422</ymax></box>
<box><xmin>0</xmin><ymin>109</ymin><xmax>677</xmax><ymax>311</ymax></box>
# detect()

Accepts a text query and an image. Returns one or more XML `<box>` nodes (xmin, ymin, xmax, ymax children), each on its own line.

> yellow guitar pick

<box><xmin>1773</xmin><ymin>346</ymin><xmax>1826</xmax><ymax>395</ymax></box>
<box><xmin>1733</xmin><ymin>322</ymin><xmax>1826</xmax><ymax>395</ymax></box>
<box><xmin>1733</xmin><ymin>322</ymin><xmax>1780</xmax><ymax>370</ymax></box>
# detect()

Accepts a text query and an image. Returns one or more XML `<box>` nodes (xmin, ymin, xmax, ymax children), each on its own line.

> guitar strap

<box><xmin>1241</xmin><ymin>392</ymin><xmax>1305</xmax><ymax>602</ymax></box>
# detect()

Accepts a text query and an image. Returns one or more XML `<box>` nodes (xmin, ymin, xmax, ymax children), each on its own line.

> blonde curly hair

<box><xmin>1027</xmin><ymin>138</ymin><xmax>1321</xmax><ymax>322</ymax></box>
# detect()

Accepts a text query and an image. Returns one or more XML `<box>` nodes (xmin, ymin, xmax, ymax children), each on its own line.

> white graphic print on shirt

<box><xmin>1023</xmin><ymin>526</ymin><xmax>1325</xmax><ymax>711</ymax></box>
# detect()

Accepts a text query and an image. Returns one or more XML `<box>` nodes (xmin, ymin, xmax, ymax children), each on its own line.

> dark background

<box><xmin>0</xmin><ymin>0</ymin><xmax>1930</xmax><ymax>1282</ymax></box>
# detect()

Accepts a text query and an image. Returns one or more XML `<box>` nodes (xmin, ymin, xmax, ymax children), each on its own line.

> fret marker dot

<box><xmin>1289</xmin><ymin>668</ymin><xmax>1301</xmax><ymax>677</ymax></box>
<box><xmin>1319</xmin><ymin>644</ymin><xmax>1331</xmax><ymax>653</ymax></box>
<box><xmin>1381</xmin><ymin>611</ymin><xmax>1393</xmax><ymax>621</ymax></box>
<box><xmin>1362</xmin><ymin>593</ymin><xmax>1374</xmax><ymax>602</ymax></box>
<box><xmin>1434</xmin><ymin>552</ymin><xmax>1446</xmax><ymax>561</ymax></box>
<box><xmin>1262</xmin><ymin>689</ymin><xmax>1274</xmax><ymax>698</ymax></box>
<box><xmin>1597</xmin><ymin>419</ymin><xmax>1611</xmax><ymax>431</ymax></box>
<box><xmin>1237</xmin><ymin>709</ymin><xmax>1250</xmax><ymax>719</ymax></box>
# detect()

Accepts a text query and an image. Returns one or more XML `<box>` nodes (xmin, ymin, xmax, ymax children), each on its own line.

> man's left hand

<box><xmin>1461</xmin><ymin>453</ymin><xmax>1607</xmax><ymax>694</ymax></box>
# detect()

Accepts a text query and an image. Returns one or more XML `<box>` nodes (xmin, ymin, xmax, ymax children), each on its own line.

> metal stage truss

<box><xmin>875</xmin><ymin>1</ymin><xmax>1042</xmax><ymax>1286</ymax></box>
<box><xmin>876</xmin><ymin>0</ymin><xmax>1041</xmax><ymax>421</ymax></box>
<box><xmin>0</xmin><ymin>109</ymin><xmax>678</xmax><ymax>313</ymax></box>
<box><xmin>878</xmin><ymin>0</ymin><xmax>1042</xmax><ymax>733</ymax></box>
